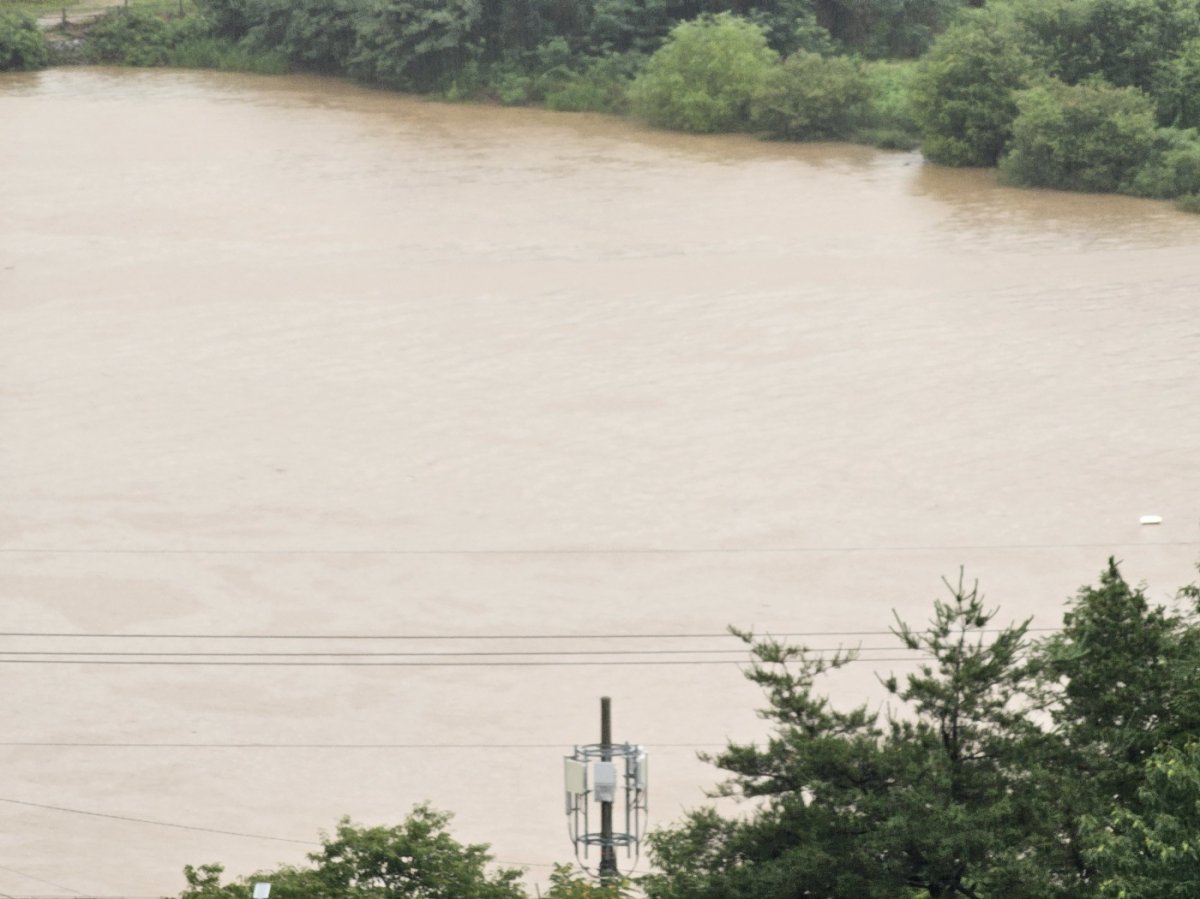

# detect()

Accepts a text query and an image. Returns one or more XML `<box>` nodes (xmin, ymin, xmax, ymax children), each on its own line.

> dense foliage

<box><xmin>1000</xmin><ymin>79</ymin><xmax>1158</xmax><ymax>192</ymax></box>
<box><xmin>751</xmin><ymin>50</ymin><xmax>871</xmax><ymax>140</ymax></box>
<box><xmin>628</xmin><ymin>14</ymin><xmax>778</xmax><ymax>132</ymax></box>
<box><xmin>905</xmin><ymin>0</ymin><xmax>1200</xmax><ymax>206</ymax></box>
<box><xmin>909</xmin><ymin>6</ymin><xmax>1034</xmax><ymax>165</ymax></box>
<box><xmin>83</xmin><ymin>6</ymin><xmax>286</xmax><ymax>71</ymax></box>
<box><xmin>0</xmin><ymin>11</ymin><xmax>49</xmax><ymax>70</ymax></box>
<box><xmin>56</xmin><ymin>0</ymin><xmax>1200</xmax><ymax>208</ymax></box>
<box><xmin>347</xmin><ymin>0</ymin><xmax>483</xmax><ymax>91</ymax></box>
<box><xmin>639</xmin><ymin>560</ymin><xmax>1200</xmax><ymax>898</ymax></box>
<box><xmin>238</xmin><ymin>0</ymin><xmax>360</xmax><ymax>72</ymax></box>
<box><xmin>80</xmin><ymin>0</ymin><xmax>957</xmax><ymax>130</ymax></box>
<box><xmin>1125</xmin><ymin>127</ymin><xmax>1200</xmax><ymax>199</ymax></box>
<box><xmin>1084</xmin><ymin>741</ymin><xmax>1200</xmax><ymax>899</ymax></box>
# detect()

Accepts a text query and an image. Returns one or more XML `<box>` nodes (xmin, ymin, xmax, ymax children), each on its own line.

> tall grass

<box><xmin>168</xmin><ymin>36</ymin><xmax>287</xmax><ymax>74</ymax></box>
<box><xmin>858</xmin><ymin>59</ymin><xmax>921</xmax><ymax>149</ymax></box>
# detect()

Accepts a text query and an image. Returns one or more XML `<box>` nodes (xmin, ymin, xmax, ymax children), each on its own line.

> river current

<box><xmin>2</xmin><ymin>67</ymin><xmax>1199</xmax><ymax>895</ymax></box>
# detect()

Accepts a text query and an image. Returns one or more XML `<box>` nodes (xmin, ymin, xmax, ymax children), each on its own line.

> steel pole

<box><xmin>599</xmin><ymin>696</ymin><xmax>618</xmax><ymax>884</ymax></box>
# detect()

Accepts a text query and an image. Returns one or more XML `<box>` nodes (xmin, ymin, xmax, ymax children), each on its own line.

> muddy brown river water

<box><xmin>2</xmin><ymin>67</ymin><xmax>1199</xmax><ymax>896</ymax></box>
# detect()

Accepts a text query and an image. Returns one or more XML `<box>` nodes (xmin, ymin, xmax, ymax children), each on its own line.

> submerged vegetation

<box><xmin>5</xmin><ymin>0</ymin><xmax>1200</xmax><ymax>209</ymax></box>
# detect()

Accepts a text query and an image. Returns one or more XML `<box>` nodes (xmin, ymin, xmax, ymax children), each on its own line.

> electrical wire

<box><xmin>0</xmin><ymin>636</ymin><xmax>1028</xmax><ymax>667</ymax></box>
<box><xmin>1</xmin><ymin>540</ymin><xmax>1194</xmax><ymax>555</ymax></box>
<box><xmin>0</xmin><ymin>656</ymin><xmax>934</xmax><ymax>667</ymax></box>
<box><xmin>0</xmin><ymin>628</ymin><xmax>1032</xmax><ymax>666</ymax></box>
<box><xmin>0</xmin><ymin>797</ymin><xmax>560</xmax><ymax>873</ymax></box>
<box><xmin>0</xmin><ymin>628</ymin><xmax>1058</xmax><ymax>640</ymax></box>
<box><xmin>0</xmin><ymin>646</ymin><xmax>905</xmax><ymax>657</ymax></box>
<box><xmin>0</xmin><ymin>741</ymin><xmax>723</xmax><ymax>749</ymax></box>
<box><xmin>0</xmin><ymin>797</ymin><xmax>317</xmax><ymax>846</ymax></box>
<box><xmin>0</xmin><ymin>545</ymin><xmax>1135</xmax><ymax>890</ymax></box>
<box><xmin>0</xmin><ymin>862</ymin><xmax>82</xmax><ymax>896</ymax></box>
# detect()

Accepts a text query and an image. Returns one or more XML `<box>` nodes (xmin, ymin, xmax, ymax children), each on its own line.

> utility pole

<box><xmin>564</xmin><ymin>697</ymin><xmax>648</xmax><ymax>882</ymax></box>
<box><xmin>599</xmin><ymin>696</ymin><xmax>618</xmax><ymax>884</ymax></box>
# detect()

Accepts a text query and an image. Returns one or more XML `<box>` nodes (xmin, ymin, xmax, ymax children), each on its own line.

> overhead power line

<box><xmin>0</xmin><ymin>646</ymin><xmax>938</xmax><ymax>666</ymax></box>
<box><xmin>0</xmin><ymin>646</ymin><xmax>910</xmax><ymax>658</ymax></box>
<box><xmin>0</xmin><ymin>741</ymin><xmax>726</xmax><ymax>749</ymax></box>
<box><xmin>0</xmin><ymin>797</ymin><xmax>316</xmax><ymax>846</ymax></box>
<box><xmin>0</xmin><ymin>862</ymin><xmax>82</xmax><ymax>896</ymax></box>
<box><xmin>0</xmin><ymin>625</ymin><xmax>1055</xmax><ymax>668</ymax></box>
<box><xmin>0</xmin><ymin>628</ymin><xmax>1044</xmax><ymax>667</ymax></box>
<box><xmin>0</xmin><ymin>657</ymin><xmax>931</xmax><ymax>667</ymax></box>
<box><xmin>0</xmin><ymin>540</ymin><xmax>1195</xmax><ymax>557</ymax></box>
<box><xmin>0</xmin><ymin>628</ymin><xmax>1057</xmax><ymax>640</ymax></box>
<box><xmin>0</xmin><ymin>797</ymin><xmax>557</xmax><ymax>871</ymax></box>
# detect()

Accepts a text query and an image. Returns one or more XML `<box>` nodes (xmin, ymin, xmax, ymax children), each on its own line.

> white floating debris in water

<box><xmin>1139</xmin><ymin>515</ymin><xmax>1163</xmax><ymax>526</ymax></box>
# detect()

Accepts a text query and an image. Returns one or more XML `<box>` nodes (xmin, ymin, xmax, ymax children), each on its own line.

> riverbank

<box><xmin>4</xmin><ymin>0</ymin><xmax>1200</xmax><ymax>212</ymax></box>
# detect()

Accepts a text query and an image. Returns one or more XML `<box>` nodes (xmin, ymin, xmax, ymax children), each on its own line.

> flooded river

<box><xmin>2</xmin><ymin>67</ymin><xmax>1199</xmax><ymax>896</ymax></box>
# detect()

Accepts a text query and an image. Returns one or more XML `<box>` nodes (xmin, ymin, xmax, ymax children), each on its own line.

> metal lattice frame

<box><xmin>564</xmin><ymin>742</ymin><xmax>649</xmax><ymax>878</ymax></box>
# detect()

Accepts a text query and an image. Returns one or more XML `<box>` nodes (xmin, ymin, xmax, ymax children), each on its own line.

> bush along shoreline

<box><xmin>3</xmin><ymin>0</ymin><xmax>1200</xmax><ymax>212</ymax></box>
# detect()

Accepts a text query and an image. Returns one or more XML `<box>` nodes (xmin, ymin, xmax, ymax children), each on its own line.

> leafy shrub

<box><xmin>860</xmin><ymin>58</ymin><xmax>921</xmax><ymax>148</ymax></box>
<box><xmin>999</xmin><ymin>79</ymin><xmax>1158</xmax><ymax>193</ymax></box>
<box><xmin>86</xmin><ymin>6</ymin><xmax>287</xmax><ymax>72</ymax></box>
<box><xmin>751</xmin><ymin>51</ymin><xmax>871</xmax><ymax>140</ymax></box>
<box><xmin>0</xmin><ymin>12</ymin><xmax>49</xmax><ymax>71</ymax></box>
<box><xmin>544</xmin><ymin>52</ymin><xmax>640</xmax><ymax>114</ymax></box>
<box><xmin>911</xmin><ymin>6</ymin><xmax>1036</xmax><ymax>166</ymax></box>
<box><xmin>239</xmin><ymin>0</ymin><xmax>359</xmax><ymax>72</ymax></box>
<box><xmin>348</xmin><ymin>0</ymin><xmax>483</xmax><ymax>91</ymax></box>
<box><xmin>1124</xmin><ymin>127</ymin><xmax>1200</xmax><ymax>199</ymax></box>
<box><xmin>441</xmin><ymin>40</ymin><xmax>572</xmax><ymax>106</ymax></box>
<box><xmin>86</xmin><ymin>8</ymin><xmax>175</xmax><ymax>65</ymax></box>
<box><xmin>442</xmin><ymin>41</ymin><xmax>636</xmax><ymax>112</ymax></box>
<box><xmin>1177</xmin><ymin>193</ymin><xmax>1200</xmax><ymax>213</ymax></box>
<box><xmin>492</xmin><ymin>65</ymin><xmax>541</xmax><ymax>105</ymax></box>
<box><xmin>628</xmin><ymin>13</ymin><xmax>778</xmax><ymax>133</ymax></box>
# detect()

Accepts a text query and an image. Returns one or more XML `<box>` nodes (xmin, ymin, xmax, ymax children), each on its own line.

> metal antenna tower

<box><xmin>564</xmin><ymin>697</ymin><xmax>649</xmax><ymax>884</ymax></box>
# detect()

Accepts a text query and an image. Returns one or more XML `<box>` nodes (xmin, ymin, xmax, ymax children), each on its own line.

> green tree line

<box><xmin>168</xmin><ymin>560</ymin><xmax>1200</xmax><ymax>898</ymax></box>
<box><xmin>911</xmin><ymin>0</ymin><xmax>1200</xmax><ymax>208</ymax></box>
<box><xmin>3</xmin><ymin>0</ymin><xmax>1199</xmax><ymax>203</ymax></box>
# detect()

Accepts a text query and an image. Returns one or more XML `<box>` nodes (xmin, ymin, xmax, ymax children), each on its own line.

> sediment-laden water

<box><xmin>2</xmin><ymin>67</ymin><xmax>1198</xmax><ymax>896</ymax></box>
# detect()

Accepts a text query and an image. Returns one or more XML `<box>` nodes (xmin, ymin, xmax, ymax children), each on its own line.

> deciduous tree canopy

<box><xmin>171</xmin><ymin>805</ymin><xmax>632</xmax><ymax>899</ymax></box>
